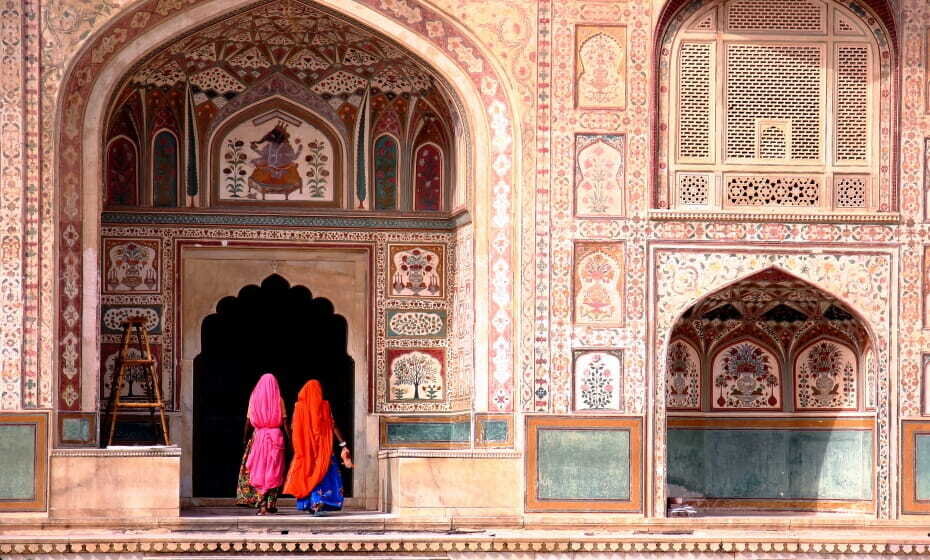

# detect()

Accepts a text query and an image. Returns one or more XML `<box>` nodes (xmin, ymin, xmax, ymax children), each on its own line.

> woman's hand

<box><xmin>340</xmin><ymin>447</ymin><xmax>353</xmax><ymax>469</ymax></box>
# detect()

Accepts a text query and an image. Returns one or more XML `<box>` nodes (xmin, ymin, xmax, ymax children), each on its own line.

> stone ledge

<box><xmin>51</xmin><ymin>446</ymin><xmax>182</xmax><ymax>457</ymax></box>
<box><xmin>648</xmin><ymin>210</ymin><xmax>901</xmax><ymax>224</ymax></box>
<box><xmin>378</xmin><ymin>449</ymin><xmax>521</xmax><ymax>459</ymax></box>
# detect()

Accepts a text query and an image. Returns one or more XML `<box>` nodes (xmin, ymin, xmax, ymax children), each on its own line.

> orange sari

<box><xmin>283</xmin><ymin>380</ymin><xmax>334</xmax><ymax>498</ymax></box>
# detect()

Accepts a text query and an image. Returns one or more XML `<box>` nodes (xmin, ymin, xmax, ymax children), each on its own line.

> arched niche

<box><xmin>104</xmin><ymin>136</ymin><xmax>140</xmax><ymax>207</ymax></box>
<box><xmin>372</xmin><ymin>133</ymin><xmax>400</xmax><ymax>211</ymax></box>
<box><xmin>413</xmin><ymin>142</ymin><xmax>444</xmax><ymax>212</ymax></box>
<box><xmin>793</xmin><ymin>337</ymin><xmax>859</xmax><ymax>411</ymax></box>
<box><xmin>151</xmin><ymin>129</ymin><xmax>180</xmax><ymax>208</ymax></box>
<box><xmin>660</xmin><ymin>265</ymin><xmax>883</xmax><ymax>516</ymax></box>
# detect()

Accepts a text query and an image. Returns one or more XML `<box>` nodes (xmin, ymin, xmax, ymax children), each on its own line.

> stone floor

<box><xmin>4</xmin><ymin>509</ymin><xmax>930</xmax><ymax>552</ymax></box>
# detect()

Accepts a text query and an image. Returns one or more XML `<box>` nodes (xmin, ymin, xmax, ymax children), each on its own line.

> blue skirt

<box><xmin>295</xmin><ymin>455</ymin><xmax>344</xmax><ymax>512</ymax></box>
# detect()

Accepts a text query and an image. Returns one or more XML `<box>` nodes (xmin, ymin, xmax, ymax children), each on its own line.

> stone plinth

<box><xmin>378</xmin><ymin>450</ymin><xmax>521</xmax><ymax>517</ymax></box>
<box><xmin>49</xmin><ymin>447</ymin><xmax>180</xmax><ymax>519</ymax></box>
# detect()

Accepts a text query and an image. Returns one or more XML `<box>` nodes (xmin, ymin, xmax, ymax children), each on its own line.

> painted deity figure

<box><xmin>248</xmin><ymin>122</ymin><xmax>304</xmax><ymax>200</ymax></box>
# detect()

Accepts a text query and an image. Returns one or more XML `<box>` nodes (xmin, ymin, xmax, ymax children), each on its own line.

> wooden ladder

<box><xmin>106</xmin><ymin>316</ymin><xmax>170</xmax><ymax>446</ymax></box>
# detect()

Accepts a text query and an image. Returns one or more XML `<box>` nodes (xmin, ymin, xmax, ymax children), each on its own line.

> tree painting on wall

<box><xmin>387</xmin><ymin>348</ymin><xmax>444</xmax><ymax>401</ymax></box>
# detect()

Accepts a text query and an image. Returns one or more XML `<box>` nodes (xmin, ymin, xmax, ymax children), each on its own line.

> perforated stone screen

<box><xmin>665</xmin><ymin>0</ymin><xmax>882</xmax><ymax>214</ymax></box>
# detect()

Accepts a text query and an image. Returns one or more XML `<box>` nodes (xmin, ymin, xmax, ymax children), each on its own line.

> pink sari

<box><xmin>245</xmin><ymin>374</ymin><xmax>285</xmax><ymax>494</ymax></box>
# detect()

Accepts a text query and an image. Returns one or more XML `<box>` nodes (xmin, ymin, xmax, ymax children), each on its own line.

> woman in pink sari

<box><xmin>236</xmin><ymin>373</ymin><xmax>288</xmax><ymax>515</ymax></box>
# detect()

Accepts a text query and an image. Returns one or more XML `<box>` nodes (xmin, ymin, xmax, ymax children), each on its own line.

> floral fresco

<box><xmin>573</xmin><ymin>242</ymin><xmax>624</xmax><ymax>326</ymax></box>
<box><xmin>573</xmin><ymin>349</ymin><xmax>623</xmax><ymax>411</ymax></box>
<box><xmin>711</xmin><ymin>341</ymin><xmax>781</xmax><ymax>410</ymax></box>
<box><xmin>387</xmin><ymin>348</ymin><xmax>445</xmax><ymax>401</ymax></box>
<box><xmin>102</xmin><ymin>239</ymin><xmax>160</xmax><ymax>294</ymax></box>
<box><xmin>387</xmin><ymin>245</ymin><xmax>444</xmax><ymax>299</ymax></box>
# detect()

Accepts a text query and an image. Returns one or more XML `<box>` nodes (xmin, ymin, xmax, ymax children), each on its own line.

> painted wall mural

<box><xmin>215</xmin><ymin>114</ymin><xmax>335</xmax><ymax>203</ymax></box>
<box><xmin>100</xmin><ymin>305</ymin><xmax>162</xmax><ymax>335</ymax></box>
<box><xmin>573</xmin><ymin>349</ymin><xmax>623</xmax><ymax>411</ymax></box>
<box><xmin>667</xmin><ymin>339</ymin><xmax>701</xmax><ymax>410</ymax></box>
<box><xmin>574</xmin><ymin>134</ymin><xmax>625</xmax><ymax>217</ymax></box>
<box><xmin>573</xmin><ymin>242</ymin><xmax>624</xmax><ymax>326</ymax></box>
<box><xmin>99</xmin><ymin>224</ymin><xmax>455</xmax><ymax>415</ymax></box>
<box><xmin>100</xmin><ymin>343</ymin><xmax>162</xmax><ymax>404</ymax></box>
<box><xmin>794</xmin><ymin>340</ymin><xmax>858</xmax><ymax>410</ymax></box>
<box><xmin>385</xmin><ymin>310</ymin><xmax>447</xmax><ymax>339</ymax></box>
<box><xmin>711</xmin><ymin>341</ymin><xmax>781</xmax><ymax>410</ymax></box>
<box><xmin>373</xmin><ymin>135</ymin><xmax>399</xmax><ymax>210</ymax></box>
<box><xmin>105</xmin><ymin>137</ymin><xmax>139</xmax><ymax>207</ymax></box>
<box><xmin>387</xmin><ymin>244</ymin><xmax>445</xmax><ymax>299</ymax></box>
<box><xmin>152</xmin><ymin>131</ymin><xmax>179</xmax><ymax>208</ymax></box>
<box><xmin>575</xmin><ymin>25</ymin><xmax>627</xmax><ymax>110</ymax></box>
<box><xmin>102</xmin><ymin>239</ymin><xmax>160</xmax><ymax>294</ymax></box>
<box><xmin>387</xmin><ymin>348</ymin><xmax>445</xmax><ymax>401</ymax></box>
<box><xmin>414</xmin><ymin>144</ymin><xmax>443</xmax><ymax>211</ymax></box>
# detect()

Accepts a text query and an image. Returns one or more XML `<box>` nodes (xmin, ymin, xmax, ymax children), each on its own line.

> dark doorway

<box><xmin>192</xmin><ymin>274</ymin><xmax>354</xmax><ymax>498</ymax></box>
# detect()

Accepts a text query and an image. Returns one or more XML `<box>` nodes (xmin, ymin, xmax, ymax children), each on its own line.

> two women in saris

<box><xmin>236</xmin><ymin>373</ymin><xmax>288</xmax><ymax>515</ymax></box>
<box><xmin>284</xmin><ymin>379</ymin><xmax>353</xmax><ymax>515</ymax></box>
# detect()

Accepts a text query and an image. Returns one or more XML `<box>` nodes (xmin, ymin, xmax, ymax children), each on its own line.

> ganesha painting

<box><xmin>214</xmin><ymin>109</ymin><xmax>338</xmax><ymax>205</ymax></box>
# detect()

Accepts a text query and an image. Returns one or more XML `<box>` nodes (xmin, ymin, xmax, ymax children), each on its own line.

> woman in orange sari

<box><xmin>284</xmin><ymin>379</ymin><xmax>352</xmax><ymax>515</ymax></box>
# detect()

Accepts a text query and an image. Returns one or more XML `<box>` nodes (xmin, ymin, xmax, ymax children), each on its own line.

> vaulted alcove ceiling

<box><xmin>121</xmin><ymin>0</ymin><xmax>455</xmax><ymax>123</ymax></box>
<box><xmin>676</xmin><ymin>268</ymin><xmax>871</xmax><ymax>354</ymax></box>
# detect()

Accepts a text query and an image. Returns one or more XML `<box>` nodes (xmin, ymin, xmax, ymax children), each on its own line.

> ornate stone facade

<box><xmin>3</xmin><ymin>0</ymin><xmax>930</xmax><ymax>530</ymax></box>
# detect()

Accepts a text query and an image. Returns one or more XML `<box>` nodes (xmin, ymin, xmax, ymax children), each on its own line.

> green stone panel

<box><xmin>667</xmin><ymin>428</ymin><xmax>872</xmax><ymax>500</ymax></box>
<box><xmin>482</xmin><ymin>420</ymin><xmax>509</xmax><ymax>442</ymax></box>
<box><xmin>62</xmin><ymin>417</ymin><xmax>90</xmax><ymax>442</ymax></box>
<box><xmin>915</xmin><ymin>434</ymin><xmax>930</xmax><ymax>501</ymax></box>
<box><xmin>0</xmin><ymin>425</ymin><xmax>36</xmax><ymax>500</ymax></box>
<box><xmin>537</xmin><ymin>428</ymin><xmax>630</xmax><ymax>500</ymax></box>
<box><xmin>386</xmin><ymin>421</ymin><xmax>470</xmax><ymax>443</ymax></box>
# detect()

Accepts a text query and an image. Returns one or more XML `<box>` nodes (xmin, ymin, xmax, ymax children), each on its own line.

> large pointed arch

<box><xmin>53</xmin><ymin>0</ymin><xmax>520</xmax><ymax>415</ymax></box>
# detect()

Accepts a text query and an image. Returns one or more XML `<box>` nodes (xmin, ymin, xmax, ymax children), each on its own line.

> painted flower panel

<box><xmin>795</xmin><ymin>340</ymin><xmax>857</xmax><ymax>410</ymax></box>
<box><xmin>387</xmin><ymin>244</ymin><xmax>445</xmax><ymax>298</ymax></box>
<box><xmin>711</xmin><ymin>341</ymin><xmax>781</xmax><ymax>410</ymax></box>
<box><xmin>573</xmin><ymin>242</ymin><xmax>624</xmax><ymax>326</ymax></box>
<box><xmin>575</xmin><ymin>134</ymin><xmax>625</xmax><ymax>217</ymax></box>
<box><xmin>667</xmin><ymin>340</ymin><xmax>701</xmax><ymax>410</ymax></box>
<box><xmin>573</xmin><ymin>350</ymin><xmax>623</xmax><ymax>411</ymax></box>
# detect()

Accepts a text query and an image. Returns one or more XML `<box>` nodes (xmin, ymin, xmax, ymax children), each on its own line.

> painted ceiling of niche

<box><xmin>128</xmin><ymin>0</ymin><xmax>442</xmax><ymax>112</ymax></box>
<box><xmin>675</xmin><ymin>268</ymin><xmax>871</xmax><ymax>352</ymax></box>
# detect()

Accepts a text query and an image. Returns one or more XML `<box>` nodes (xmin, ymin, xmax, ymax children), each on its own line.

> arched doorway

<box><xmin>192</xmin><ymin>274</ymin><xmax>354</xmax><ymax>498</ymax></box>
<box><xmin>663</xmin><ymin>268</ymin><xmax>876</xmax><ymax>515</ymax></box>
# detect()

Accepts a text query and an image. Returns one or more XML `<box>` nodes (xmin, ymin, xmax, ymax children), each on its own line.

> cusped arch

<box><xmin>54</xmin><ymin>0</ymin><xmax>519</xmax><ymax>414</ymax></box>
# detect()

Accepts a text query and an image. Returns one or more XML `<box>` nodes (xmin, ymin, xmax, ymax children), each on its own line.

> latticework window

<box><xmin>661</xmin><ymin>0</ymin><xmax>886</xmax><ymax>214</ymax></box>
